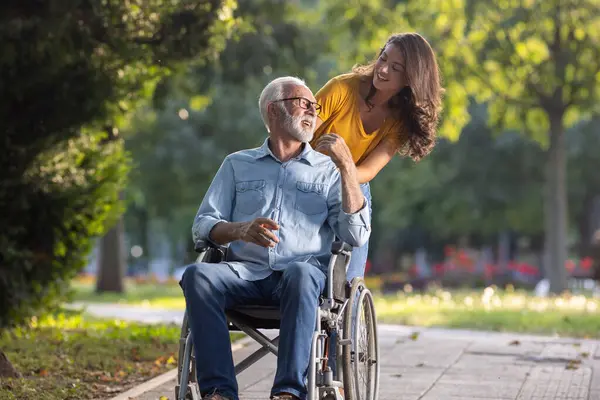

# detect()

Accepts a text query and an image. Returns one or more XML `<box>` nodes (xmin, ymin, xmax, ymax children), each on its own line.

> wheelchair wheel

<box><xmin>342</xmin><ymin>278</ymin><xmax>380</xmax><ymax>400</ymax></box>
<box><xmin>176</xmin><ymin>311</ymin><xmax>199</xmax><ymax>400</ymax></box>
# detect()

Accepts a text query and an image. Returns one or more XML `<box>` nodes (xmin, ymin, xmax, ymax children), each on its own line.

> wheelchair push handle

<box><xmin>331</xmin><ymin>240</ymin><xmax>352</xmax><ymax>255</ymax></box>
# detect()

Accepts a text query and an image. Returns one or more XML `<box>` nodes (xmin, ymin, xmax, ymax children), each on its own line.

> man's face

<box><xmin>276</xmin><ymin>85</ymin><xmax>318</xmax><ymax>142</ymax></box>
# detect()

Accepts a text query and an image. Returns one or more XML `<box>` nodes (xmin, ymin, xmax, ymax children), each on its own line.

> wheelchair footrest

<box><xmin>175</xmin><ymin>384</ymin><xmax>201</xmax><ymax>400</ymax></box>
<box><xmin>318</xmin><ymin>386</ymin><xmax>344</xmax><ymax>400</ymax></box>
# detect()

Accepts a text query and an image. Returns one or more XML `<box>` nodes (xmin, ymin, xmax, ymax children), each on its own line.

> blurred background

<box><xmin>2</xmin><ymin>0</ymin><xmax>600</xmax><ymax>333</ymax></box>
<box><xmin>86</xmin><ymin>0</ymin><xmax>600</xmax><ymax>297</ymax></box>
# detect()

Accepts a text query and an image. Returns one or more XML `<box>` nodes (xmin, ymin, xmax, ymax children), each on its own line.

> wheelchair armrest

<box><xmin>194</xmin><ymin>239</ymin><xmax>227</xmax><ymax>263</ymax></box>
<box><xmin>194</xmin><ymin>239</ymin><xmax>226</xmax><ymax>253</ymax></box>
<box><xmin>331</xmin><ymin>241</ymin><xmax>353</xmax><ymax>255</ymax></box>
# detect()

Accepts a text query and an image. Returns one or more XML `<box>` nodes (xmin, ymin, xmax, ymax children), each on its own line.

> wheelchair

<box><xmin>176</xmin><ymin>239</ymin><xmax>380</xmax><ymax>400</ymax></box>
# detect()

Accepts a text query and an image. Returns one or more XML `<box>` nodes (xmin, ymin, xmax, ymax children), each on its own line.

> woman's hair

<box><xmin>353</xmin><ymin>33</ymin><xmax>444</xmax><ymax>161</ymax></box>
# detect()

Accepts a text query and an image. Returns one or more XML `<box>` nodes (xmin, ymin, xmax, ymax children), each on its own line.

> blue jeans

<box><xmin>346</xmin><ymin>183</ymin><xmax>372</xmax><ymax>282</ymax></box>
<box><xmin>181</xmin><ymin>262</ymin><xmax>326</xmax><ymax>400</ymax></box>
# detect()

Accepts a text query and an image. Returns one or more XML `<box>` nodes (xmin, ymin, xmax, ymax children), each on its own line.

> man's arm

<box><xmin>316</xmin><ymin>133</ymin><xmax>371</xmax><ymax>246</ymax></box>
<box><xmin>192</xmin><ymin>157</ymin><xmax>280</xmax><ymax>247</ymax></box>
<box><xmin>326</xmin><ymin>166</ymin><xmax>371</xmax><ymax>248</ymax></box>
<box><xmin>338</xmin><ymin>162</ymin><xmax>366</xmax><ymax>214</ymax></box>
<box><xmin>314</xmin><ymin>133</ymin><xmax>365</xmax><ymax>212</ymax></box>
<box><xmin>192</xmin><ymin>158</ymin><xmax>236</xmax><ymax>245</ymax></box>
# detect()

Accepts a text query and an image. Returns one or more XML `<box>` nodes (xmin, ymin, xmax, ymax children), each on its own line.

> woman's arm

<box><xmin>356</xmin><ymin>137</ymin><xmax>397</xmax><ymax>184</ymax></box>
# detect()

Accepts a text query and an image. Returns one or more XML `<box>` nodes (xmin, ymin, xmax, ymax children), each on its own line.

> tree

<box><xmin>0</xmin><ymin>0</ymin><xmax>237</xmax><ymax>375</ymax></box>
<box><xmin>316</xmin><ymin>0</ymin><xmax>599</xmax><ymax>292</ymax></box>
<box><xmin>567</xmin><ymin>118</ymin><xmax>600</xmax><ymax>257</ymax></box>
<box><xmin>396</xmin><ymin>0</ymin><xmax>600</xmax><ymax>292</ymax></box>
<box><xmin>369</xmin><ymin>103</ymin><xmax>546</xmax><ymax>268</ymax></box>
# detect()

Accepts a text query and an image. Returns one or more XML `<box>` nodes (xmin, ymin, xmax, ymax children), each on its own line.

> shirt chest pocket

<box><xmin>235</xmin><ymin>180</ymin><xmax>266</xmax><ymax>215</ymax></box>
<box><xmin>295</xmin><ymin>182</ymin><xmax>328</xmax><ymax>215</ymax></box>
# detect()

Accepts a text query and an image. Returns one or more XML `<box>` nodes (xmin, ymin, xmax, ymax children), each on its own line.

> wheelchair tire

<box><xmin>342</xmin><ymin>278</ymin><xmax>380</xmax><ymax>400</ymax></box>
<box><xmin>177</xmin><ymin>311</ymin><xmax>199</xmax><ymax>400</ymax></box>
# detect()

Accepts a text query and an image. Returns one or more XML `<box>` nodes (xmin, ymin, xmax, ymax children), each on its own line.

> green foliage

<box><xmin>401</xmin><ymin>0</ymin><xmax>600</xmax><ymax>140</ymax></box>
<box><xmin>1</xmin><ymin>132</ymin><xmax>129</xmax><ymax>328</ymax></box>
<box><xmin>314</xmin><ymin>0</ymin><xmax>471</xmax><ymax>140</ymax></box>
<box><xmin>370</xmin><ymin>113</ymin><xmax>600</xmax><ymax>256</ymax></box>
<box><xmin>398</xmin><ymin>0</ymin><xmax>599</xmax><ymax>291</ymax></box>
<box><xmin>371</xmin><ymin>103</ymin><xmax>545</xmax><ymax>242</ymax></box>
<box><xmin>0</xmin><ymin>0</ymin><xmax>237</xmax><ymax>327</ymax></box>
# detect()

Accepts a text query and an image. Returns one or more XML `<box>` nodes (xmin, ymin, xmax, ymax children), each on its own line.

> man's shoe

<box><xmin>271</xmin><ymin>394</ymin><xmax>300</xmax><ymax>400</ymax></box>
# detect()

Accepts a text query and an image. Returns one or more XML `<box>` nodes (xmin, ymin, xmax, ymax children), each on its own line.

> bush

<box><xmin>0</xmin><ymin>133</ymin><xmax>128</xmax><ymax>327</ymax></box>
<box><xmin>0</xmin><ymin>0</ymin><xmax>232</xmax><ymax>328</ymax></box>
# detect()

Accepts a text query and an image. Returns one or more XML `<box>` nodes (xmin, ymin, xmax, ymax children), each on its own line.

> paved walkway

<box><xmin>74</xmin><ymin>304</ymin><xmax>600</xmax><ymax>399</ymax></box>
<box><xmin>119</xmin><ymin>324</ymin><xmax>600</xmax><ymax>400</ymax></box>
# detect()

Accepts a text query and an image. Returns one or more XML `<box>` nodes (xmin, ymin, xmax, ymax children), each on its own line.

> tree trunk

<box><xmin>543</xmin><ymin>114</ymin><xmax>568</xmax><ymax>293</ymax></box>
<box><xmin>96</xmin><ymin>218</ymin><xmax>126</xmax><ymax>293</ymax></box>
<box><xmin>587</xmin><ymin>197</ymin><xmax>600</xmax><ymax>283</ymax></box>
<box><xmin>0</xmin><ymin>351</ymin><xmax>20</xmax><ymax>378</ymax></box>
<box><xmin>140</xmin><ymin>207</ymin><xmax>150</xmax><ymax>272</ymax></box>
<box><xmin>577</xmin><ymin>193</ymin><xmax>594</xmax><ymax>257</ymax></box>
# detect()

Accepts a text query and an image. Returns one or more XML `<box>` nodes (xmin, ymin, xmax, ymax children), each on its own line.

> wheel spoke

<box><xmin>342</xmin><ymin>279</ymin><xmax>379</xmax><ymax>400</ymax></box>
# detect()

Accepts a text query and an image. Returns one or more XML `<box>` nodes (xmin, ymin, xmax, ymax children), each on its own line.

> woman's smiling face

<box><xmin>372</xmin><ymin>43</ymin><xmax>406</xmax><ymax>92</ymax></box>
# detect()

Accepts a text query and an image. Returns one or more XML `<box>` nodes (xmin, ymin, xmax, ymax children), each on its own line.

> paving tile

<box><xmin>516</xmin><ymin>365</ymin><xmax>591</xmax><ymax>400</ymax></box>
<box><xmin>128</xmin><ymin>329</ymin><xmax>600</xmax><ymax>400</ymax></box>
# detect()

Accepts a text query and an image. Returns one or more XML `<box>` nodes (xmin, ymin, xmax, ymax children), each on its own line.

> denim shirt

<box><xmin>192</xmin><ymin>138</ymin><xmax>371</xmax><ymax>281</ymax></box>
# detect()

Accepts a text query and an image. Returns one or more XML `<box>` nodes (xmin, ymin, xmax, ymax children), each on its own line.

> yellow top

<box><xmin>310</xmin><ymin>73</ymin><xmax>399</xmax><ymax>165</ymax></box>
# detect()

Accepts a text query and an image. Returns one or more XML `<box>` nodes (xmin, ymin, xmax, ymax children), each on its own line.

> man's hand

<box><xmin>237</xmin><ymin>217</ymin><xmax>280</xmax><ymax>247</ymax></box>
<box><xmin>317</xmin><ymin>134</ymin><xmax>364</xmax><ymax>214</ymax></box>
<box><xmin>315</xmin><ymin>133</ymin><xmax>354</xmax><ymax>170</ymax></box>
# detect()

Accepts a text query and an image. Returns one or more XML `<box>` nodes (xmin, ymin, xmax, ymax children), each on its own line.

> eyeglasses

<box><xmin>272</xmin><ymin>97</ymin><xmax>322</xmax><ymax>114</ymax></box>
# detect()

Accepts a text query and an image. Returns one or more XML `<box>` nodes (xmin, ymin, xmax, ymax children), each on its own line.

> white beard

<box><xmin>281</xmin><ymin>106</ymin><xmax>316</xmax><ymax>142</ymax></box>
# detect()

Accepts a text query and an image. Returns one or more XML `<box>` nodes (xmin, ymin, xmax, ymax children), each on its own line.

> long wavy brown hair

<box><xmin>353</xmin><ymin>33</ymin><xmax>444</xmax><ymax>161</ymax></box>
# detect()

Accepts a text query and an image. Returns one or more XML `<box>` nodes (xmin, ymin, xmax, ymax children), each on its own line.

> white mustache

<box><xmin>300</xmin><ymin>117</ymin><xmax>315</xmax><ymax>127</ymax></box>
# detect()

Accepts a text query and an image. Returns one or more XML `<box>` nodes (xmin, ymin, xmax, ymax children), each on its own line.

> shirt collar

<box><xmin>255</xmin><ymin>137</ymin><xmax>317</xmax><ymax>166</ymax></box>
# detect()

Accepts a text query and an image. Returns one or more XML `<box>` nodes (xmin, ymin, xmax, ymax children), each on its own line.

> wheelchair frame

<box><xmin>176</xmin><ymin>239</ymin><xmax>380</xmax><ymax>400</ymax></box>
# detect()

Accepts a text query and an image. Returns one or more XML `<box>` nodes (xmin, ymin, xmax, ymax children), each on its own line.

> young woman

<box><xmin>312</xmin><ymin>32</ymin><xmax>444</xmax><ymax>282</ymax></box>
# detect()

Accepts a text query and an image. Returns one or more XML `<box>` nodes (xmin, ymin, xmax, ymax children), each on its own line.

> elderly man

<box><xmin>181</xmin><ymin>76</ymin><xmax>370</xmax><ymax>400</ymax></box>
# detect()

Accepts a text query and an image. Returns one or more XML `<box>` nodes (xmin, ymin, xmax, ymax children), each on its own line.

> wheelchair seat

<box><xmin>226</xmin><ymin>305</ymin><xmax>280</xmax><ymax>330</ymax></box>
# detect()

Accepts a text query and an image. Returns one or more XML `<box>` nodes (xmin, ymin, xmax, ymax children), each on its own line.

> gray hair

<box><xmin>259</xmin><ymin>76</ymin><xmax>308</xmax><ymax>131</ymax></box>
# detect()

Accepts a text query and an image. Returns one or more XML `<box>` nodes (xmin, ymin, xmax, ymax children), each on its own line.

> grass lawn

<box><xmin>70</xmin><ymin>279</ymin><xmax>183</xmax><ymax>308</ymax></box>
<box><xmin>71</xmin><ymin>278</ymin><xmax>600</xmax><ymax>338</ymax></box>
<box><xmin>376</xmin><ymin>287</ymin><xmax>600</xmax><ymax>338</ymax></box>
<box><xmin>0</xmin><ymin>309</ymin><xmax>243</xmax><ymax>400</ymax></box>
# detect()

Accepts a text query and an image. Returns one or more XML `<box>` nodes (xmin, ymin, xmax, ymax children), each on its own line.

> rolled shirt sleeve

<box><xmin>192</xmin><ymin>157</ymin><xmax>235</xmax><ymax>243</ymax></box>
<box><xmin>326</xmin><ymin>172</ymin><xmax>371</xmax><ymax>247</ymax></box>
